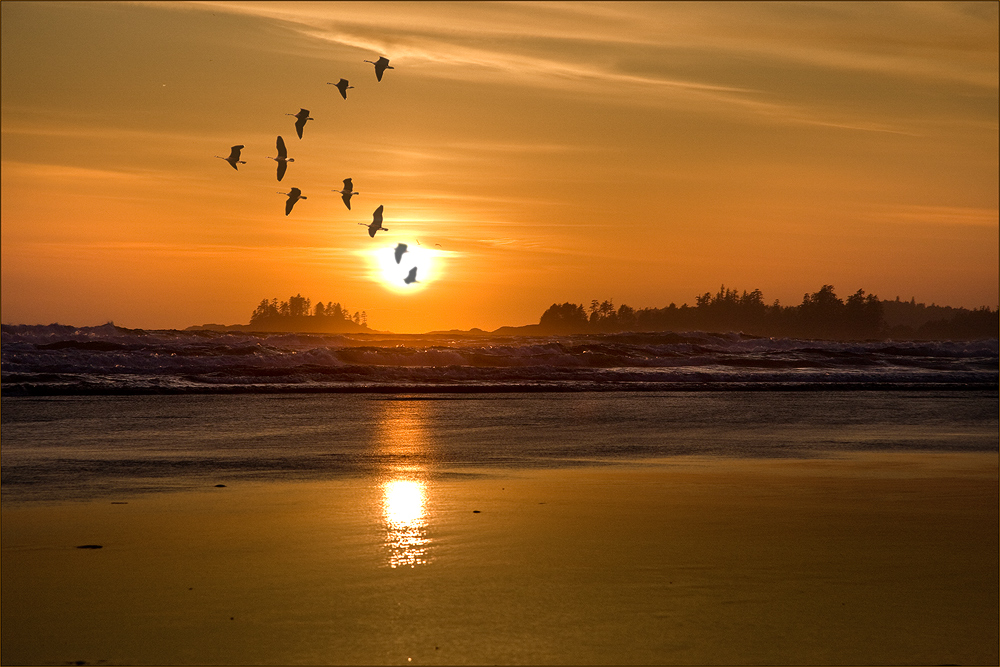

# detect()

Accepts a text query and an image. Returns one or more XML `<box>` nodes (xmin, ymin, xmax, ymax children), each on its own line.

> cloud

<box><xmin>178</xmin><ymin>1</ymin><xmax>996</xmax><ymax>135</ymax></box>
<box><xmin>2</xmin><ymin>161</ymin><xmax>158</xmax><ymax>185</ymax></box>
<box><xmin>8</xmin><ymin>240</ymin><xmax>362</xmax><ymax>261</ymax></box>
<box><xmin>874</xmin><ymin>204</ymin><xmax>1000</xmax><ymax>228</ymax></box>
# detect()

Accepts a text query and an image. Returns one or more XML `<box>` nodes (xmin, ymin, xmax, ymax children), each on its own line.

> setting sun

<box><xmin>366</xmin><ymin>243</ymin><xmax>438</xmax><ymax>294</ymax></box>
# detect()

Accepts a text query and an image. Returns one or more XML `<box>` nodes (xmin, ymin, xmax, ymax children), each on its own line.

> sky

<box><xmin>2</xmin><ymin>1</ymin><xmax>997</xmax><ymax>333</ymax></box>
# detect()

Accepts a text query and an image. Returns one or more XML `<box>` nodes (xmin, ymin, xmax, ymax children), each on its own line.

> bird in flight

<box><xmin>216</xmin><ymin>145</ymin><xmax>246</xmax><ymax>170</ymax></box>
<box><xmin>279</xmin><ymin>187</ymin><xmax>307</xmax><ymax>216</ymax></box>
<box><xmin>394</xmin><ymin>243</ymin><xmax>408</xmax><ymax>264</ymax></box>
<box><xmin>404</xmin><ymin>267</ymin><xmax>418</xmax><ymax>284</ymax></box>
<box><xmin>364</xmin><ymin>56</ymin><xmax>394</xmax><ymax>82</ymax></box>
<box><xmin>328</xmin><ymin>78</ymin><xmax>354</xmax><ymax>99</ymax></box>
<box><xmin>286</xmin><ymin>108</ymin><xmax>313</xmax><ymax>139</ymax></box>
<box><xmin>267</xmin><ymin>136</ymin><xmax>294</xmax><ymax>182</ymax></box>
<box><xmin>333</xmin><ymin>178</ymin><xmax>357</xmax><ymax>210</ymax></box>
<box><xmin>360</xmin><ymin>205</ymin><xmax>387</xmax><ymax>237</ymax></box>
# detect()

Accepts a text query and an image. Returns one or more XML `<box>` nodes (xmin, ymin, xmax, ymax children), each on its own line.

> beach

<box><xmin>0</xmin><ymin>391</ymin><xmax>1000</xmax><ymax>665</ymax></box>
<box><xmin>2</xmin><ymin>392</ymin><xmax>998</xmax><ymax>665</ymax></box>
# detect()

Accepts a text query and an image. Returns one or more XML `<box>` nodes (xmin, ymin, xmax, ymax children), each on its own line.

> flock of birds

<box><xmin>214</xmin><ymin>56</ymin><xmax>419</xmax><ymax>284</ymax></box>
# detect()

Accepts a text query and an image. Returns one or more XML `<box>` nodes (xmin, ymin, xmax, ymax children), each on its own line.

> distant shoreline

<box><xmin>2</xmin><ymin>320</ymin><xmax>997</xmax><ymax>342</ymax></box>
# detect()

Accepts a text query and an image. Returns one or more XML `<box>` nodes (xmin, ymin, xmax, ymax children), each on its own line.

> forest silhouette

<box><xmin>186</xmin><ymin>285</ymin><xmax>997</xmax><ymax>340</ymax></box>
<box><xmin>244</xmin><ymin>295</ymin><xmax>370</xmax><ymax>333</ymax></box>
<box><xmin>530</xmin><ymin>285</ymin><xmax>997</xmax><ymax>340</ymax></box>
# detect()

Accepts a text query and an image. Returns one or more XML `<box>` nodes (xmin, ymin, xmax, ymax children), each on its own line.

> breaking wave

<box><xmin>2</xmin><ymin>323</ymin><xmax>997</xmax><ymax>394</ymax></box>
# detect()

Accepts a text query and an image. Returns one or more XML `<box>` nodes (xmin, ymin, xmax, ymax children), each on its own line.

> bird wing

<box><xmin>367</xmin><ymin>224</ymin><xmax>377</xmax><ymax>238</ymax></box>
<box><xmin>294</xmin><ymin>118</ymin><xmax>305</xmax><ymax>139</ymax></box>
<box><xmin>342</xmin><ymin>193</ymin><xmax>352</xmax><ymax>210</ymax></box>
<box><xmin>285</xmin><ymin>198</ymin><xmax>294</xmax><ymax>216</ymax></box>
<box><xmin>276</xmin><ymin>160</ymin><xmax>287</xmax><ymax>181</ymax></box>
<box><xmin>376</xmin><ymin>58</ymin><xmax>392</xmax><ymax>80</ymax></box>
<box><xmin>290</xmin><ymin>188</ymin><xmax>301</xmax><ymax>197</ymax></box>
<box><xmin>373</xmin><ymin>205</ymin><xmax>383</xmax><ymax>224</ymax></box>
<box><xmin>276</xmin><ymin>135</ymin><xmax>286</xmax><ymax>158</ymax></box>
<box><xmin>394</xmin><ymin>244</ymin><xmax>407</xmax><ymax>263</ymax></box>
<box><xmin>405</xmin><ymin>267</ymin><xmax>417</xmax><ymax>283</ymax></box>
<box><xmin>229</xmin><ymin>145</ymin><xmax>243</xmax><ymax>160</ymax></box>
<box><xmin>343</xmin><ymin>178</ymin><xmax>353</xmax><ymax>191</ymax></box>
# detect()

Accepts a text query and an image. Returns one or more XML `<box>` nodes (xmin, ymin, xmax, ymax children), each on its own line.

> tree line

<box><xmin>538</xmin><ymin>285</ymin><xmax>997</xmax><ymax>340</ymax></box>
<box><xmin>249</xmin><ymin>295</ymin><xmax>369</xmax><ymax>331</ymax></box>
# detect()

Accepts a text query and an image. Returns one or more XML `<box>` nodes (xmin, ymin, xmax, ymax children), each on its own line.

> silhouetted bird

<box><xmin>267</xmin><ymin>136</ymin><xmax>294</xmax><ymax>181</ymax></box>
<box><xmin>328</xmin><ymin>78</ymin><xmax>354</xmax><ymax>99</ymax></box>
<box><xmin>286</xmin><ymin>109</ymin><xmax>313</xmax><ymax>139</ymax></box>
<box><xmin>404</xmin><ymin>267</ymin><xmax>418</xmax><ymax>284</ymax></box>
<box><xmin>359</xmin><ymin>205</ymin><xmax>387</xmax><ymax>237</ymax></box>
<box><xmin>394</xmin><ymin>243</ymin><xmax>408</xmax><ymax>264</ymax></box>
<box><xmin>279</xmin><ymin>187</ymin><xmax>307</xmax><ymax>216</ymax></box>
<box><xmin>333</xmin><ymin>178</ymin><xmax>357</xmax><ymax>210</ymax></box>
<box><xmin>364</xmin><ymin>56</ymin><xmax>394</xmax><ymax>82</ymax></box>
<box><xmin>216</xmin><ymin>145</ymin><xmax>246</xmax><ymax>170</ymax></box>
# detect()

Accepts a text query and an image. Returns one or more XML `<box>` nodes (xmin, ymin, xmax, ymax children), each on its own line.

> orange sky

<box><xmin>2</xmin><ymin>1</ymin><xmax>997</xmax><ymax>333</ymax></box>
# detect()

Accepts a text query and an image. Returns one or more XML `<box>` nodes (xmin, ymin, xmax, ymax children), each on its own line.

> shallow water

<box><xmin>2</xmin><ymin>391</ymin><xmax>997</xmax><ymax>503</ymax></box>
<box><xmin>2</xmin><ymin>391</ymin><xmax>997</xmax><ymax>665</ymax></box>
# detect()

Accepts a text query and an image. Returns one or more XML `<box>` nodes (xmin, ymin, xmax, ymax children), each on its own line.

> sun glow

<box><xmin>366</xmin><ymin>242</ymin><xmax>437</xmax><ymax>293</ymax></box>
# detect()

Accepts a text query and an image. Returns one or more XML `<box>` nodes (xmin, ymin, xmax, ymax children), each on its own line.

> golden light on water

<box><xmin>382</xmin><ymin>479</ymin><xmax>429</xmax><ymax>568</ymax></box>
<box><xmin>384</xmin><ymin>479</ymin><xmax>426</xmax><ymax>526</ymax></box>
<box><xmin>374</xmin><ymin>400</ymin><xmax>436</xmax><ymax>568</ymax></box>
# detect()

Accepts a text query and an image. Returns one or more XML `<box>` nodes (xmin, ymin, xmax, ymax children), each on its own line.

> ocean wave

<box><xmin>2</xmin><ymin>324</ymin><xmax>996</xmax><ymax>394</ymax></box>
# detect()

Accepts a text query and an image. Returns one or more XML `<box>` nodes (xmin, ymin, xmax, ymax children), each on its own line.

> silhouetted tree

<box><xmin>249</xmin><ymin>295</ymin><xmax>368</xmax><ymax>331</ymax></box>
<box><xmin>797</xmin><ymin>284</ymin><xmax>844</xmax><ymax>337</ymax></box>
<box><xmin>532</xmin><ymin>284</ymin><xmax>911</xmax><ymax>339</ymax></box>
<box><xmin>845</xmin><ymin>289</ymin><xmax>883</xmax><ymax>338</ymax></box>
<box><xmin>539</xmin><ymin>302</ymin><xmax>589</xmax><ymax>332</ymax></box>
<box><xmin>916</xmin><ymin>306</ymin><xmax>998</xmax><ymax>340</ymax></box>
<box><xmin>251</xmin><ymin>298</ymin><xmax>280</xmax><ymax>323</ymax></box>
<box><xmin>617</xmin><ymin>304</ymin><xmax>637</xmax><ymax>330</ymax></box>
<box><xmin>289</xmin><ymin>294</ymin><xmax>308</xmax><ymax>317</ymax></box>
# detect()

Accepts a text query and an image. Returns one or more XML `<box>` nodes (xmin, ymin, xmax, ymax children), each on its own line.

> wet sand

<box><xmin>2</xmin><ymin>452</ymin><xmax>997</xmax><ymax>665</ymax></box>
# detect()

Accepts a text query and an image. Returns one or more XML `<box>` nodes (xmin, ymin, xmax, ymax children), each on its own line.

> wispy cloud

<box><xmin>181</xmin><ymin>0</ymin><xmax>996</xmax><ymax>134</ymax></box>
<box><xmin>8</xmin><ymin>240</ymin><xmax>362</xmax><ymax>261</ymax></box>
<box><xmin>1</xmin><ymin>160</ymin><xmax>170</xmax><ymax>187</ymax></box>
<box><xmin>872</xmin><ymin>204</ymin><xmax>1000</xmax><ymax>228</ymax></box>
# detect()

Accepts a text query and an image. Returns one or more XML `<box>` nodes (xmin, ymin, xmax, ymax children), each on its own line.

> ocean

<box><xmin>2</xmin><ymin>323</ymin><xmax>997</xmax><ymax>394</ymax></box>
<box><xmin>2</xmin><ymin>322</ymin><xmax>997</xmax><ymax>503</ymax></box>
<box><xmin>2</xmin><ymin>389</ymin><xmax>997</xmax><ymax>504</ymax></box>
<box><xmin>2</xmin><ymin>326</ymin><xmax>998</xmax><ymax>665</ymax></box>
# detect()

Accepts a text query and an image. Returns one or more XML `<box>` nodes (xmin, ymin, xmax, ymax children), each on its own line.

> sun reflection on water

<box><xmin>374</xmin><ymin>400</ymin><xmax>438</xmax><ymax>568</ymax></box>
<box><xmin>382</xmin><ymin>478</ymin><xmax>429</xmax><ymax>568</ymax></box>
